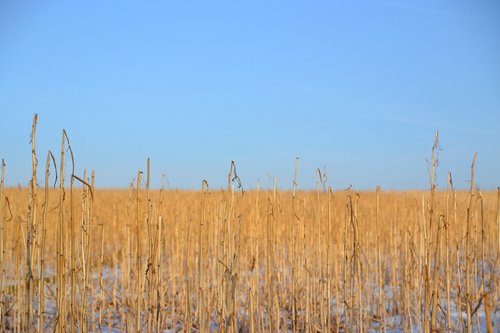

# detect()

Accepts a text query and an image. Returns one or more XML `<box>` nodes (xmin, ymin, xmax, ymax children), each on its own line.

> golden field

<box><xmin>0</xmin><ymin>183</ymin><xmax>498</xmax><ymax>332</ymax></box>
<box><xmin>0</xmin><ymin>116</ymin><xmax>498</xmax><ymax>332</ymax></box>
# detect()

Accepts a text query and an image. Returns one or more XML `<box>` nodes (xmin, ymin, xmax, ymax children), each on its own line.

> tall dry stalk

<box><xmin>38</xmin><ymin>151</ymin><xmax>55</xmax><ymax>333</ymax></box>
<box><xmin>25</xmin><ymin>113</ymin><xmax>37</xmax><ymax>332</ymax></box>
<box><xmin>199</xmin><ymin>179</ymin><xmax>208</xmax><ymax>333</ymax></box>
<box><xmin>290</xmin><ymin>158</ymin><xmax>298</xmax><ymax>332</ymax></box>
<box><xmin>69</xmin><ymin>149</ymin><xmax>76</xmax><ymax>333</ymax></box>
<box><xmin>145</xmin><ymin>158</ymin><xmax>154</xmax><ymax>333</ymax></box>
<box><xmin>266</xmin><ymin>179</ymin><xmax>275</xmax><ymax>331</ymax></box>
<box><xmin>136</xmin><ymin>170</ymin><xmax>143</xmax><ymax>333</ymax></box>
<box><xmin>424</xmin><ymin>130</ymin><xmax>438</xmax><ymax>332</ymax></box>
<box><xmin>56</xmin><ymin>130</ymin><xmax>68</xmax><ymax>333</ymax></box>
<box><xmin>326</xmin><ymin>186</ymin><xmax>333</xmax><ymax>333</ymax></box>
<box><xmin>220</xmin><ymin>161</ymin><xmax>242</xmax><ymax>332</ymax></box>
<box><xmin>445</xmin><ymin>172</ymin><xmax>453</xmax><ymax>329</ymax></box>
<box><xmin>80</xmin><ymin>169</ymin><xmax>94</xmax><ymax>333</ymax></box>
<box><xmin>465</xmin><ymin>153</ymin><xmax>477</xmax><ymax>333</ymax></box>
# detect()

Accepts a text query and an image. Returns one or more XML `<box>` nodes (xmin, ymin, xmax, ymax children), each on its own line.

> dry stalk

<box><xmin>56</xmin><ymin>130</ymin><xmax>67</xmax><ymax>333</ymax></box>
<box><xmin>465</xmin><ymin>153</ymin><xmax>477</xmax><ymax>333</ymax></box>
<box><xmin>25</xmin><ymin>113</ymin><xmax>37</xmax><ymax>332</ymax></box>
<box><xmin>136</xmin><ymin>170</ymin><xmax>143</xmax><ymax>333</ymax></box>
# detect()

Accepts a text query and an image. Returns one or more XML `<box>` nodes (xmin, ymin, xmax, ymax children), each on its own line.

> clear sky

<box><xmin>1</xmin><ymin>1</ymin><xmax>499</xmax><ymax>190</ymax></box>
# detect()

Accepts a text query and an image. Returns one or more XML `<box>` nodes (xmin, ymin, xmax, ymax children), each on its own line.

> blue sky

<box><xmin>1</xmin><ymin>0</ymin><xmax>499</xmax><ymax>190</ymax></box>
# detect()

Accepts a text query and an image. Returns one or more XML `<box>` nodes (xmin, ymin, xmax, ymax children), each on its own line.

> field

<box><xmin>0</xmin><ymin>117</ymin><xmax>498</xmax><ymax>332</ymax></box>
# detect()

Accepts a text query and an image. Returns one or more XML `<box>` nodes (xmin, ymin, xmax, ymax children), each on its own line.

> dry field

<box><xmin>0</xmin><ymin>116</ymin><xmax>498</xmax><ymax>332</ymax></box>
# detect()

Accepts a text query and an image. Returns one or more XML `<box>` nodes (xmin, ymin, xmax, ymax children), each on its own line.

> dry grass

<box><xmin>0</xmin><ymin>116</ymin><xmax>498</xmax><ymax>332</ymax></box>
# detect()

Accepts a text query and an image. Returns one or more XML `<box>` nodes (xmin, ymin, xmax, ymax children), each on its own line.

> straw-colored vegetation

<box><xmin>0</xmin><ymin>115</ymin><xmax>498</xmax><ymax>332</ymax></box>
